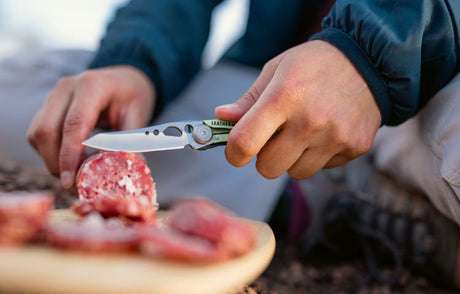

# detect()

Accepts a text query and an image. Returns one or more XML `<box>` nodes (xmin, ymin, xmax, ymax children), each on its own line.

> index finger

<box><xmin>225</xmin><ymin>78</ymin><xmax>288</xmax><ymax>167</ymax></box>
<box><xmin>59</xmin><ymin>79</ymin><xmax>108</xmax><ymax>188</ymax></box>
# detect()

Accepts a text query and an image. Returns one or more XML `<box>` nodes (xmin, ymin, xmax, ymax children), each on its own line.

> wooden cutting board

<box><xmin>0</xmin><ymin>210</ymin><xmax>275</xmax><ymax>294</ymax></box>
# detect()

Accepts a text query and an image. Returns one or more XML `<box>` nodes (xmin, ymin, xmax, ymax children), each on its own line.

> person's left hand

<box><xmin>215</xmin><ymin>40</ymin><xmax>381</xmax><ymax>180</ymax></box>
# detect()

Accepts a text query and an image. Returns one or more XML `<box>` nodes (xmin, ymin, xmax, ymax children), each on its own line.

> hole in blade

<box><xmin>163</xmin><ymin>126</ymin><xmax>182</xmax><ymax>137</ymax></box>
<box><xmin>145</xmin><ymin>131</ymin><xmax>149</xmax><ymax>135</ymax></box>
<box><xmin>153</xmin><ymin>129</ymin><xmax>159</xmax><ymax>135</ymax></box>
<box><xmin>185</xmin><ymin>125</ymin><xmax>193</xmax><ymax>133</ymax></box>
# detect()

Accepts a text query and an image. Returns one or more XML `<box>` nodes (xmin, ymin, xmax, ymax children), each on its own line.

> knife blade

<box><xmin>82</xmin><ymin>119</ymin><xmax>235</xmax><ymax>153</ymax></box>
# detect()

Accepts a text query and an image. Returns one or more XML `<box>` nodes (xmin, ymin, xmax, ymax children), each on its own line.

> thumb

<box><xmin>214</xmin><ymin>100</ymin><xmax>253</xmax><ymax>122</ymax></box>
<box><xmin>215</xmin><ymin>77</ymin><xmax>270</xmax><ymax>122</ymax></box>
<box><xmin>215</xmin><ymin>53</ymin><xmax>284</xmax><ymax>122</ymax></box>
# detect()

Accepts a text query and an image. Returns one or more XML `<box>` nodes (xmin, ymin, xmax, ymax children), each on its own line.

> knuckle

<box><xmin>264</xmin><ymin>81</ymin><xmax>299</xmax><ymax>114</ymax></box>
<box><xmin>228</xmin><ymin>131</ymin><xmax>258</xmax><ymax>161</ymax></box>
<box><xmin>77</xmin><ymin>70</ymin><xmax>99</xmax><ymax>84</ymax></box>
<box><xmin>343</xmin><ymin>136</ymin><xmax>373</xmax><ymax>160</ymax></box>
<box><xmin>325</xmin><ymin>156</ymin><xmax>349</xmax><ymax>168</ymax></box>
<box><xmin>263</xmin><ymin>59</ymin><xmax>278</xmax><ymax>73</ymax></box>
<box><xmin>274</xmin><ymin>79</ymin><xmax>294</xmax><ymax>95</ymax></box>
<box><xmin>302</xmin><ymin>115</ymin><xmax>328</xmax><ymax>135</ymax></box>
<box><xmin>296</xmin><ymin>117</ymin><xmax>321</xmax><ymax>139</ymax></box>
<box><xmin>76</xmin><ymin>70</ymin><xmax>106</xmax><ymax>90</ymax></box>
<box><xmin>26</xmin><ymin>131</ymin><xmax>37</xmax><ymax>149</ymax></box>
<box><xmin>272</xmin><ymin>80</ymin><xmax>294</xmax><ymax>100</ymax></box>
<box><xmin>58</xmin><ymin>150</ymin><xmax>72</xmax><ymax>165</ymax></box>
<box><xmin>255</xmin><ymin>161</ymin><xmax>280</xmax><ymax>180</ymax></box>
<box><xmin>287</xmin><ymin>169</ymin><xmax>309</xmax><ymax>180</ymax></box>
<box><xmin>330</xmin><ymin>127</ymin><xmax>349</xmax><ymax>148</ymax></box>
<box><xmin>258</xmin><ymin>170</ymin><xmax>279</xmax><ymax>180</ymax></box>
<box><xmin>288</xmin><ymin>165</ymin><xmax>318</xmax><ymax>180</ymax></box>
<box><xmin>63</xmin><ymin>112</ymin><xmax>85</xmax><ymax>134</ymax></box>
<box><xmin>245</xmin><ymin>85</ymin><xmax>262</xmax><ymax>103</ymax></box>
<box><xmin>355</xmin><ymin>136</ymin><xmax>373</xmax><ymax>156</ymax></box>
<box><xmin>27</xmin><ymin>124</ymin><xmax>54</xmax><ymax>145</ymax></box>
<box><xmin>55</xmin><ymin>76</ymin><xmax>74</xmax><ymax>89</ymax></box>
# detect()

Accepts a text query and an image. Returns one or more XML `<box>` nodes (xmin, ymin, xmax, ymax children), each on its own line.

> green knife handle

<box><xmin>212</xmin><ymin>133</ymin><xmax>230</xmax><ymax>144</ymax></box>
<box><xmin>202</xmin><ymin>119</ymin><xmax>235</xmax><ymax>130</ymax></box>
<box><xmin>202</xmin><ymin>119</ymin><xmax>235</xmax><ymax>146</ymax></box>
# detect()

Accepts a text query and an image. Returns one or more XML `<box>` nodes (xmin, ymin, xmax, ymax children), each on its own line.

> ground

<box><xmin>0</xmin><ymin>158</ymin><xmax>457</xmax><ymax>294</ymax></box>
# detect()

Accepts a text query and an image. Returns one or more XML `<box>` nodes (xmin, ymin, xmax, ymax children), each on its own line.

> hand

<box><xmin>27</xmin><ymin>65</ymin><xmax>155</xmax><ymax>188</ymax></box>
<box><xmin>215</xmin><ymin>40</ymin><xmax>381</xmax><ymax>180</ymax></box>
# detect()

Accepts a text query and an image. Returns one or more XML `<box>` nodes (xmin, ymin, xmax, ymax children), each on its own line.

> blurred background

<box><xmin>0</xmin><ymin>0</ymin><xmax>248</xmax><ymax>168</ymax></box>
<box><xmin>0</xmin><ymin>0</ymin><xmax>248</xmax><ymax>67</ymax></box>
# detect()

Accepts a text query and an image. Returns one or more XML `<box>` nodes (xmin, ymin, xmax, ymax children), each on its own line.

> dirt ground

<box><xmin>0</xmin><ymin>158</ymin><xmax>458</xmax><ymax>294</ymax></box>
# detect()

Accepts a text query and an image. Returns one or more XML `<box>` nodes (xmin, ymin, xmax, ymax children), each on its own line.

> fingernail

<box><xmin>60</xmin><ymin>171</ymin><xmax>74</xmax><ymax>188</ymax></box>
<box><xmin>216</xmin><ymin>104</ymin><xmax>237</xmax><ymax>110</ymax></box>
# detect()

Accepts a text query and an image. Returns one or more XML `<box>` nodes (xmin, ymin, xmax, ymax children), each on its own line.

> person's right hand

<box><xmin>27</xmin><ymin>65</ymin><xmax>155</xmax><ymax>188</ymax></box>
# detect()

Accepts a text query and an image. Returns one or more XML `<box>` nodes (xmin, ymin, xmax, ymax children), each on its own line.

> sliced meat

<box><xmin>48</xmin><ymin>213</ymin><xmax>137</xmax><ymax>254</ymax></box>
<box><xmin>75</xmin><ymin>151</ymin><xmax>157</xmax><ymax>223</ymax></box>
<box><xmin>56</xmin><ymin>197</ymin><xmax>256</xmax><ymax>262</ymax></box>
<box><xmin>72</xmin><ymin>196</ymin><xmax>157</xmax><ymax>225</ymax></box>
<box><xmin>168</xmin><ymin>198</ymin><xmax>256</xmax><ymax>259</ymax></box>
<box><xmin>138</xmin><ymin>226</ymin><xmax>222</xmax><ymax>262</ymax></box>
<box><xmin>0</xmin><ymin>191</ymin><xmax>54</xmax><ymax>246</ymax></box>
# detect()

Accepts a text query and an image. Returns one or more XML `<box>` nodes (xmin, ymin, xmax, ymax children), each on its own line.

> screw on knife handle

<box><xmin>192</xmin><ymin>125</ymin><xmax>213</xmax><ymax>144</ymax></box>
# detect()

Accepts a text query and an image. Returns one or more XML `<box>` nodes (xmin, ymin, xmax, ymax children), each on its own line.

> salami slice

<box><xmin>138</xmin><ymin>226</ymin><xmax>221</xmax><ymax>262</ymax></box>
<box><xmin>48</xmin><ymin>213</ymin><xmax>137</xmax><ymax>253</ymax></box>
<box><xmin>168</xmin><ymin>198</ymin><xmax>256</xmax><ymax>259</ymax></box>
<box><xmin>74</xmin><ymin>151</ymin><xmax>157</xmax><ymax>223</ymax></box>
<box><xmin>55</xmin><ymin>196</ymin><xmax>256</xmax><ymax>262</ymax></box>
<box><xmin>72</xmin><ymin>196</ymin><xmax>157</xmax><ymax>225</ymax></box>
<box><xmin>0</xmin><ymin>191</ymin><xmax>53</xmax><ymax>246</ymax></box>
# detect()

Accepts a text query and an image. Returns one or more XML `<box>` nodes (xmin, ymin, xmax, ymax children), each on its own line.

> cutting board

<box><xmin>0</xmin><ymin>209</ymin><xmax>275</xmax><ymax>294</ymax></box>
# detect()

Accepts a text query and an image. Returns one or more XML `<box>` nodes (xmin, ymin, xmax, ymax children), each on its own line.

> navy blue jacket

<box><xmin>89</xmin><ymin>0</ymin><xmax>460</xmax><ymax>126</ymax></box>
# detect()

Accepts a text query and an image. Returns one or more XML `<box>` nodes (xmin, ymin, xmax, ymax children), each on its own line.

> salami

<box><xmin>18</xmin><ymin>151</ymin><xmax>256</xmax><ymax>262</ymax></box>
<box><xmin>74</xmin><ymin>151</ymin><xmax>157</xmax><ymax>223</ymax></box>
<box><xmin>138</xmin><ymin>226</ymin><xmax>220</xmax><ymax>262</ymax></box>
<box><xmin>168</xmin><ymin>198</ymin><xmax>256</xmax><ymax>259</ymax></box>
<box><xmin>72</xmin><ymin>196</ymin><xmax>157</xmax><ymax>224</ymax></box>
<box><xmin>138</xmin><ymin>198</ymin><xmax>256</xmax><ymax>262</ymax></box>
<box><xmin>0</xmin><ymin>191</ymin><xmax>53</xmax><ymax>246</ymax></box>
<box><xmin>48</xmin><ymin>213</ymin><xmax>137</xmax><ymax>254</ymax></box>
<box><xmin>66</xmin><ymin>198</ymin><xmax>255</xmax><ymax>261</ymax></box>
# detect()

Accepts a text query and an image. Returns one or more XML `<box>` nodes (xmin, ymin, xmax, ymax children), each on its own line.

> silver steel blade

<box><xmin>82</xmin><ymin>121</ymin><xmax>204</xmax><ymax>152</ymax></box>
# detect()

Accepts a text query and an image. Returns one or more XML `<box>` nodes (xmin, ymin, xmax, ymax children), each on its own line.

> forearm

<box><xmin>311</xmin><ymin>0</ymin><xmax>460</xmax><ymax>126</ymax></box>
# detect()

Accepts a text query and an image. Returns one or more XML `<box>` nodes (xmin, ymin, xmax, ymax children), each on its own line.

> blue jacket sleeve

<box><xmin>311</xmin><ymin>0</ymin><xmax>460</xmax><ymax>125</ymax></box>
<box><xmin>88</xmin><ymin>0</ymin><xmax>222</xmax><ymax>112</ymax></box>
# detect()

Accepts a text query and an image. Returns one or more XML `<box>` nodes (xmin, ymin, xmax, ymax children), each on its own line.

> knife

<box><xmin>82</xmin><ymin>119</ymin><xmax>236</xmax><ymax>152</ymax></box>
